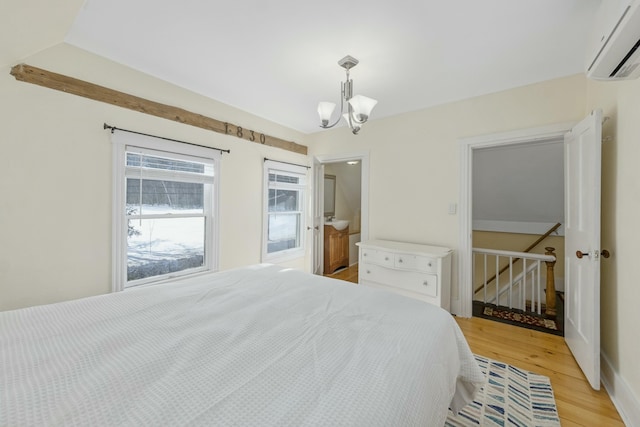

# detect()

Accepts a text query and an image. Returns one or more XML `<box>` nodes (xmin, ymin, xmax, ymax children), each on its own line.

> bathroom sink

<box><xmin>326</xmin><ymin>219</ymin><xmax>349</xmax><ymax>231</ymax></box>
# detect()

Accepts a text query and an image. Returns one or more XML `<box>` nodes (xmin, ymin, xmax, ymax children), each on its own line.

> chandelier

<box><xmin>317</xmin><ymin>55</ymin><xmax>377</xmax><ymax>134</ymax></box>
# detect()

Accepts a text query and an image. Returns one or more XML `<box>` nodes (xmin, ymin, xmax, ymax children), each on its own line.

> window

<box><xmin>112</xmin><ymin>131</ymin><xmax>220</xmax><ymax>291</ymax></box>
<box><xmin>263</xmin><ymin>160</ymin><xmax>307</xmax><ymax>262</ymax></box>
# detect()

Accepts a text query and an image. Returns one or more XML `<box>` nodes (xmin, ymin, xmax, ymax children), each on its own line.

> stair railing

<box><xmin>473</xmin><ymin>247</ymin><xmax>557</xmax><ymax>317</ymax></box>
<box><xmin>474</xmin><ymin>222</ymin><xmax>561</xmax><ymax>295</ymax></box>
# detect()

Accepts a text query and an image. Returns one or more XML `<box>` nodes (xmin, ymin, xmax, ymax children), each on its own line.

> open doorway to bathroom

<box><xmin>312</xmin><ymin>152</ymin><xmax>369</xmax><ymax>281</ymax></box>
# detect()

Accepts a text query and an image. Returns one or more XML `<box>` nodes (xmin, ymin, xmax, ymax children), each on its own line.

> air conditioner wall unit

<box><xmin>587</xmin><ymin>0</ymin><xmax>640</xmax><ymax>80</ymax></box>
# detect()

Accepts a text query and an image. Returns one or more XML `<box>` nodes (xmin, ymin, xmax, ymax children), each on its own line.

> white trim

<box><xmin>460</xmin><ymin>121</ymin><xmax>575</xmax><ymax>148</ymax></box>
<box><xmin>456</xmin><ymin>122</ymin><xmax>574</xmax><ymax>317</ymax></box>
<box><xmin>110</xmin><ymin>130</ymin><xmax>220</xmax><ymax>292</ymax></box>
<box><xmin>312</xmin><ymin>151</ymin><xmax>370</xmax><ymax>274</ymax></box>
<box><xmin>262</xmin><ymin>160</ymin><xmax>308</xmax><ymax>263</ymax></box>
<box><xmin>601</xmin><ymin>352</ymin><xmax>640</xmax><ymax>426</ymax></box>
<box><xmin>312</xmin><ymin>158</ymin><xmax>325</xmax><ymax>274</ymax></box>
<box><xmin>112</xmin><ymin>141</ymin><xmax>126</xmax><ymax>292</ymax></box>
<box><xmin>314</xmin><ymin>151</ymin><xmax>370</xmax><ymax>241</ymax></box>
<box><xmin>312</xmin><ymin>151</ymin><xmax>370</xmax><ymax>273</ymax></box>
<box><xmin>473</xmin><ymin>220</ymin><xmax>565</xmax><ymax>236</ymax></box>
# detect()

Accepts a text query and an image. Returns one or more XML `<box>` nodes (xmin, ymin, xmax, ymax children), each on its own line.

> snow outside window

<box><xmin>112</xmin><ymin>131</ymin><xmax>220</xmax><ymax>291</ymax></box>
<box><xmin>263</xmin><ymin>160</ymin><xmax>307</xmax><ymax>262</ymax></box>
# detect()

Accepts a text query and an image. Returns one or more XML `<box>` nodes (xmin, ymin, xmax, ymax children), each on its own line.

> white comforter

<box><xmin>1</xmin><ymin>264</ymin><xmax>483</xmax><ymax>426</ymax></box>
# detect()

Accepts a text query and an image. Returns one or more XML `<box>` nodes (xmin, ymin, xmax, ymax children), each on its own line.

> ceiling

<box><xmin>59</xmin><ymin>1</ymin><xmax>600</xmax><ymax>134</ymax></box>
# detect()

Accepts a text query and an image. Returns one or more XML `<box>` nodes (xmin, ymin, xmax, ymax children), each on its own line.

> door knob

<box><xmin>577</xmin><ymin>250</ymin><xmax>610</xmax><ymax>259</ymax></box>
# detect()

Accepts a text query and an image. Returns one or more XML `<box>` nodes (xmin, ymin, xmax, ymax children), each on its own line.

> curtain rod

<box><xmin>264</xmin><ymin>157</ymin><xmax>311</xmax><ymax>169</ymax></box>
<box><xmin>104</xmin><ymin>123</ymin><xmax>231</xmax><ymax>154</ymax></box>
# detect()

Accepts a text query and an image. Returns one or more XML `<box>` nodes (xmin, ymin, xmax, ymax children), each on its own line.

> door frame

<box><xmin>456</xmin><ymin>121</ymin><xmax>575</xmax><ymax>317</ymax></box>
<box><xmin>312</xmin><ymin>151</ymin><xmax>370</xmax><ymax>275</ymax></box>
<box><xmin>312</xmin><ymin>158</ymin><xmax>325</xmax><ymax>275</ymax></box>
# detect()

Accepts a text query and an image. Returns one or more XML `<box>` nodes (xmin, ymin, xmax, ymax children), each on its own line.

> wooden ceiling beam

<box><xmin>10</xmin><ymin>64</ymin><xmax>308</xmax><ymax>155</ymax></box>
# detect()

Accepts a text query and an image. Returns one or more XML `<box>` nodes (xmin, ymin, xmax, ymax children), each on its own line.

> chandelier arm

<box><xmin>320</xmin><ymin>99</ymin><xmax>345</xmax><ymax>129</ymax></box>
<box><xmin>346</xmin><ymin>103</ymin><xmax>361</xmax><ymax>134</ymax></box>
<box><xmin>319</xmin><ymin>81</ymin><xmax>347</xmax><ymax>129</ymax></box>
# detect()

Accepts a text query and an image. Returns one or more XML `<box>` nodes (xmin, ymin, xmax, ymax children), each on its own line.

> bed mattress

<box><xmin>1</xmin><ymin>264</ymin><xmax>483</xmax><ymax>426</ymax></box>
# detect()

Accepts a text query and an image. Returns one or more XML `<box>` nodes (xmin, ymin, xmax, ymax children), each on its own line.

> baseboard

<box><xmin>451</xmin><ymin>297</ymin><xmax>463</xmax><ymax>317</ymax></box>
<box><xmin>601</xmin><ymin>352</ymin><xmax>640</xmax><ymax>426</ymax></box>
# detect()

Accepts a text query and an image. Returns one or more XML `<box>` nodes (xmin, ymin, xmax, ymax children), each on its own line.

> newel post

<box><xmin>544</xmin><ymin>247</ymin><xmax>557</xmax><ymax>318</ymax></box>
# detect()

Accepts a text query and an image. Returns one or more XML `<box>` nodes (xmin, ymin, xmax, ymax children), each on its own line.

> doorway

<box><xmin>312</xmin><ymin>152</ymin><xmax>370</xmax><ymax>277</ymax></box>
<box><xmin>460</xmin><ymin>112</ymin><xmax>605</xmax><ymax>391</ymax></box>
<box><xmin>457</xmin><ymin>122</ymin><xmax>574</xmax><ymax>317</ymax></box>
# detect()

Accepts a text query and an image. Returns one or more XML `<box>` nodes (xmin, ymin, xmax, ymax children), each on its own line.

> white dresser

<box><xmin>356</xmin><ymin>240</ymin><xmax>452</xmax><ymax>311</ymax></box>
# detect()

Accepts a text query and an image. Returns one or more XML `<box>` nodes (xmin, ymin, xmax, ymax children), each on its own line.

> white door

<box><xmin>564</xmin><ymin>109</ymin><xmax>602</xmax><ymax>390</ymax></box>
<box><xmin>312</xmin><ymin>158</ymin><xmax>324</xmax><ymax>275</ymax></box>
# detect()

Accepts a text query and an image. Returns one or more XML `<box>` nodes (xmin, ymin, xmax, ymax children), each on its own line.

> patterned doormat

<box><xmin>472</xmin><ymin>293</ymin><xmax>564</xmax><ymax>336</ymax></box>
<box><xmin>446</xmin><ymin>354</ymin><xmax>560</xmax><ymax>427</ymax></box>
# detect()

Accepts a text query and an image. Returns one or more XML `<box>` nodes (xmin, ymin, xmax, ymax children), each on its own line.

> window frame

<box><xmin>112</xmin><ymin>131</ymin><xmax>220</xmax><ymax>292</ymax></box>
<box><xmin>262</xmin><ymin>160</ymin><xmax>308</xmax><ymax>263</ymax></box>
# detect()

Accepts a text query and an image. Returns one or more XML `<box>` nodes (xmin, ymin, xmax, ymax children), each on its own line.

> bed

<box><xmin>1</xmin><ymin>264</ymin><xmax>483</xmax><ymax>426</ymax></box>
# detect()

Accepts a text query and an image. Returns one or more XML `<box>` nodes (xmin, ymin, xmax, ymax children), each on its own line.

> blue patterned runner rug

<box><xmin>445</xmin><ymin>354</ymin><xmax>560</xmax><ymax>427</ymax></box>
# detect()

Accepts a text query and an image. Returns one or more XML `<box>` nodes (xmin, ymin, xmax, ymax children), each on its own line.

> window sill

<box><xmin>262</xmin><ymin>249</ymin><xmax>305</xmax><ymax>264</ymax></box>
<box><xmin>124</xmin><ymin>267</ymin><xmax>216</xmax><ymax>291</ymax></box>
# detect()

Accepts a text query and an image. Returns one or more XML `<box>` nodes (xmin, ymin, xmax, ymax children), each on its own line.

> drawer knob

<box><xmin>384</xmin><ymin>257</ymin><xmax>389</xmax><ymax>261</ymax></box>
<box><xmin>366</xmin><ymin>270</ymin><xmax>371</xmax><ymax>274</ymax></box>
<box><xmin>398</xmin><ymin>258</ymin><xmax>403</xmax><ymax>263</ymax></box>
<box><xmin>428</xmin><ymin>263</ymin><xmax>432</xmax><ymax>267</ymax></box>
<box><xmin>363</xmin><ymin>253</ymin><xmax>367</xmax><ymax>257</ymax></box>
<box><xmin>423</xmin><ymin>281</ymin><xmax>429</xmax><ymax>286</ymax></box>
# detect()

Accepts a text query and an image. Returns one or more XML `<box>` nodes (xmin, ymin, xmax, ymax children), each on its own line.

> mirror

<box><xmin>324</xmin><ymin>174</ymin><xmax>336</xmax><ymax>217</ymax></box>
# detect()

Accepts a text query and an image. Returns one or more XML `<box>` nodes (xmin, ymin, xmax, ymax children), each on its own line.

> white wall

<box><xmin>0</xmin><ymin>43</ymin><xmax>309</xmax><ymax>311</ymax></box>
<box><xmin>586</xmin><ymin>76</ymin><xmax>640</xmax><ymax>423</ymax></box>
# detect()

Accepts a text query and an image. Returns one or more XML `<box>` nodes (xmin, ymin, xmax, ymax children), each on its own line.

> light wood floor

<box><xmin>325</xmin><ymin>264</ymin><xmax>624</xmax><ymax>426</ymax></box>
<box><xmin>325</xmin><ymin>263</ymin><xmax>359</xmax><ymax>283</ymax></box>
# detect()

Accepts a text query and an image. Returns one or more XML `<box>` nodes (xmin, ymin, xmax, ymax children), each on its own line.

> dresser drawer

<box><xmin>394</xmin><ymin>254</ymin><xmax>437</xmax><ymax>273</ymax></box>
<box><xmin>360</xmin><ymin>263</ymin><xmax>438</xmax><ymax>298</ymax></box>
<box><xmin>360</xmin><ymin>248</ymin><xmax>394</xmax><ymax>268</ymax></box>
